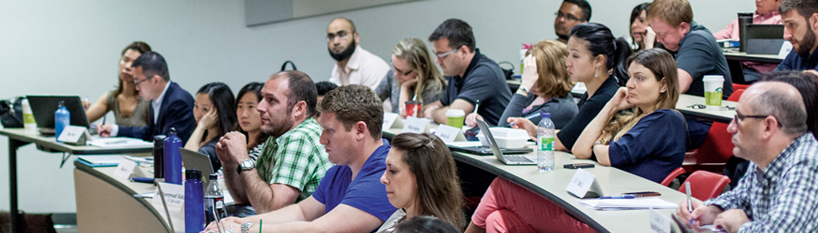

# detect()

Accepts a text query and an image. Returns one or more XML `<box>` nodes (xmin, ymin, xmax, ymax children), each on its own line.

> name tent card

<box><xmin>402</xmin><ymin>117</ymin><xmax>431</xmax><ymax>133</ymax></box>
<box><xmin>778</xmin><ymin>41</ymin><xmax>793</xmax><ymax>58</ymax></box>
<box><xmin>566</xmin><ymin>168</ymin><xmax>604</xmax><ymax>198</ymax></box>
<box><xmin>57</xmin><ymin>125</ymin><xmax>91</xmax><ymax>145</ymax></box>
<box><xmin>435</xmin><ymin>124</ymin><xmax>466</xmax><ymax>143</ymax></box>
<box><xmin>154</xmin><ymin>182</ymin><xmax>185</xmax><ymax>211</ymax></box>
<box><xmin>649</xmin><ymin>208</ymin><xmax>671</xmax><ymax>233</ymax></box>
<box><xmin>113</xmin><ymin>159</ymin><xmax>138</xmax><ymax>179</ymax></box>
<box><xmin>382</xmin><ymin>112</ymin><xmax>404</xmax><ymax>129</ymax></box>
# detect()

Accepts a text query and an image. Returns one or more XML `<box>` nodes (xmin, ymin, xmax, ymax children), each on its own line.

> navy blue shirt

<box><xmin>775</xmin><ymin>46</ymin><xmax>818</xmax><ymax>71</ymax></box>
<box><xmin>312</xmin><ymin>139</ymin><xmax>395</xmax><ymax>223</ymax></box>
<box><xmin>608</xmin><ymin>109</ymin><xmax>687</xmax><ymax>183</ymax></box>
<box><xmin>440</xmin><ymin>49</ymin><xmax>512</xmax><ymax>126</ymax></box>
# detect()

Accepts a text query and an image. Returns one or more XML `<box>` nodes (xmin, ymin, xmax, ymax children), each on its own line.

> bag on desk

<box><xmin>0</xmin><ymin>97</ymin><xmax>24</xmax><ymax>128</ymax></box>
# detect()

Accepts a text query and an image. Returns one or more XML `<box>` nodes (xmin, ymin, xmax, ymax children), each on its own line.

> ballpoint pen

<box><xmin>598</xmin><ymin>195</ymin><xmax>635</xmax><ymax>199</ymax></box>
<box><xmin>686</xmin><ymin>181</ymin><xmax>693</xmax><ymax>225</ymax></box>
<box><xmin>472</xmin><ymin>99</ymin><xmax>480</xmax><ymax>115</ymax></box>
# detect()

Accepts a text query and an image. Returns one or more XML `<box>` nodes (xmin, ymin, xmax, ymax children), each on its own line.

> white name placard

<box><xmin>649</xmin><ymin>208</ymin><xmax>671</xmax><ymax>233</ymax></box>
<box><xmin>566</xmin><ymin>168</ymin><xmax>604</xmax><ymax>198</ymax></box>
<box><xmin>154</xmin><ymin>182</ymin><xmax>185</xmax><ymax>209</ymax></box>
<box><xmin>403</xmin><ymin>117</ymin><xmax>431</xmax><ymax>133</ymax></box>
<box><xmin>779</xmin><ymin>41</ymin><xmax>793</xmax><ymax>58</ymax></box>
<box><xmin>383</xmin><ymin>112</ymin><xmax>404</xmax><ymax>129</ymax></box>
<box><xmin>57</xmin><ymin>125</ymin><xmax>91</xmax><ymax>145</ymax></box>
<box><xmin>435</xmin><ymin>124</ymin><xmax>464</xmax><ymax>143</ymax></box>
<box><xmin>113</xmin><ymin>159</ymin><xmax>138</xmax><ymax>179</ymax></box>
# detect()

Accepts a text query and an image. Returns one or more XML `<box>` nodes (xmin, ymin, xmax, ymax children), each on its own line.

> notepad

<box><xmin>88</xmin><ymin>137</ymin><xmax>152</xmax><ymax>149</ymax></box>
<box><xmin>76</xmin><ymin>155</ymin><xmax>124</xmax><ymax>167</ymax></box>
<box><xmin>580</xmin><ymin>197</ymin><xmax>678</xmax><ymax>210</ymax></box>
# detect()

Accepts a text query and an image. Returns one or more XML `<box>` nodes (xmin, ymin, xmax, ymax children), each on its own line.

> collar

<box><xmin>341</xmin><ymin>46</ymin><xmax>363</xmax><ymax>73</ymax></box>
<box><xmin>679</xmin><ymin>21</ymin><xmax>703</xmax><ymax>47</ymax></box>
<box><xmin>456</xmin><ymin>48</ymin><xmax>482</xmax><ymax>80</ymax></box>
<box><xmin>754</xmin><ymin>10</ymin><xmax>779</xmax><ymax>19</ymax></box>
<box><xmin>274</xmin><ymin>117</ymin><xmax>317</xmax><ymax>144</ymax></box>
<box><xmin>754</xmin><ymin>133</ymin><xmax>810</xmax><ymax>186</ymax></box>
<box><xmin>152</xmin><ymin>82</ymin><xmax>172</xmax><ymax>107</ymax></box>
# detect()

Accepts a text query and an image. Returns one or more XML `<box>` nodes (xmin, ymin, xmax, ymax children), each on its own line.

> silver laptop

<box><xmin>180</xmin><ymin>148</ymin><xmax>215</xmax><ymax>178</ymax></box>
<box><xmin>475</xmin><ymin>119</ymin><xmax>537</xmax><ymax>165</ymax></box>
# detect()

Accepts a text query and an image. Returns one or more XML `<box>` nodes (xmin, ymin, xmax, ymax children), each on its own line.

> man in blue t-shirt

<box><xmin>204</xmin><ymin>85</ymin><xmax>395</xmax><ymax>232</ymax></box>
<box><xmin>775</xmin><ymin>0</ymin><xmax>818</xmax><ymax>72</ymax></box>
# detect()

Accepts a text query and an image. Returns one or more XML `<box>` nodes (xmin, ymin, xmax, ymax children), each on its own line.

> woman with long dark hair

<box><xmin>184</xmin><ymin>82</ymin><xmax>237</xmax><ymax>171</ymax></box>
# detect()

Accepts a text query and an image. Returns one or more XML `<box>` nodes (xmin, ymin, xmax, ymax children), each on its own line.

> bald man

<box><xmin>326</xmin><ymin>17</ymin><xmax>390</xmax><ymax>90</ymax></box>
<box><xmin>677</xmin><ymin>82</ymin><xmax>818</xmax><ymax>233</ymax></box>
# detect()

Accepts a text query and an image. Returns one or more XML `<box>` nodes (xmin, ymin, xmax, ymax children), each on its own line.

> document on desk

<box><xmin>446</xmin><ymin>141</ymin><xmax>483</xmax><ymax>148</ymax></box>
<box><xmin>88</xmin><ymin>137</ymin><xmax>152</xmax><ymax>149</ymax></box>
<box><xmin>76</xmin><ymin>155</ymin><xmax>123</xmax><ymax>167</ymax></box>
<box><xmin>580</xmin><ymin>197</ymin><xmax>677</xmax><ymax>210</ymax></box>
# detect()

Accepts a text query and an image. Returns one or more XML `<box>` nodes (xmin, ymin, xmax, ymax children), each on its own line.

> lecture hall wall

<box><xmin>0</xmin><ymin>0</ymin><xmax>752</xmax><ymax>213</ymax></box>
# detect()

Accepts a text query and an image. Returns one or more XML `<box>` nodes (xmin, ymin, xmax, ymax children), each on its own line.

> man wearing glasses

<box><xmin>327</xmin><ymin>17</ymin><xmax>390</xmax><ymax>91</ymax></box>
<box><xmin>98</xmin><ymin>51</ymin><xmax>196</xmax><ymax>144</ymax></box>
<box><xmin>677</xmin><ymin>82</ymin><xmax>818</xmax><ymax>233</ymax></box>
<box><xmin>554</xmin><ymin>0</ymin><xmax>592</xmax><ymax>44</ymax></box>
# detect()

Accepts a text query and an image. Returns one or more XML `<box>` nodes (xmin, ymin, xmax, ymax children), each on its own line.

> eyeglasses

<box><xmin>133</xmin><ymin>76</ymin><xmax>152</xmax><ymax>86</ymax></box>
<box><xmin>326</xmin><ymin>31</ymin><xmax>351</xmax><ymax>42</ymax></box>
<box><xmin>734</xmin><ymin>111</ymin><xmax>782</xmax><ymax>127</ymax></box>
<box><xmin>435</xmin><ymin>48</ymin><xmax>458</xmax><ymax>58</ymax></box>
<box><xmin>555</xmin><ymin>11</ymin><xmax>581</xmax><ymax>22</ymax></box>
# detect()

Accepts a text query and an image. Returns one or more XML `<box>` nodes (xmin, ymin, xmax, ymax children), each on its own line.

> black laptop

<box><xmin>26</xmin><ymin>95</ymin><xmax>91</xmax><ymax>135</ymax></box>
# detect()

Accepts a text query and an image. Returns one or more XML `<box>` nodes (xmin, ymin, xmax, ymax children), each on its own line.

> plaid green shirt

<box><xmin>255</xmin><ymin>118</ymin><xmax>331</xmax><ymax>202</ymax></box>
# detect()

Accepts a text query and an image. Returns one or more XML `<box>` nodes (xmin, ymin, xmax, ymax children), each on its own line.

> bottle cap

<box><xmin>186</xmin><ymin>169</ymin><xmax>201</xmax><ymax>180</ymax></box>
<box><xmin>169</xmin><ymin>127</ymin><xmax>177</xmax><ymax>135</ymax></box>
<box><xmin>541</xmin><ymin>113</ymin><xmax>551</xmax><ymax>118</ymax></box>
<box><xmin>153</xmin><ymin>135</ymin><xmax>167</xmax><ymax>142</ymax></box>
<box><xmin>58</xmin><ymin>100</ymin><xmax>65</xmax><ymax>108</ymax></box>
<box><xmin>209</xmin><ymin>174</ymin><xmax>218</xmax><ymax>179</ymax></box>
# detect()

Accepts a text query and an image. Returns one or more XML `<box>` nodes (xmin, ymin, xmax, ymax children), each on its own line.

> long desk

<box><xmin>723</xmin><ymin>50</ymin><xmax>784</xmax><ymax>64</ymax></box>
<box><xmin>382</xmin><ymin>128</ymin><xmax>690</xmax><ymax>233</ymax></box>
<box><xmin>0</xmin><ymin>128</ymin><xmax>152</xmax><ymax>232</ymax></box>
<box><xmin>676</xmin><ymin>94</ymin><xmax>737</xmax><ymax>123</ymax></box>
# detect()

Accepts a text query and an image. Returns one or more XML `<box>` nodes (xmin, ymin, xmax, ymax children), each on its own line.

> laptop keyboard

<box><xmin>506</xmin><ymin>155</ymin><xmax>534</xmax><ymax>163</ymax></box>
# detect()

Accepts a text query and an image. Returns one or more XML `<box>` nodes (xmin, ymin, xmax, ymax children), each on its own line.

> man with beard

<box><xmin>554</xmin><ymin>0</ymin><xmax>591</xmax><ymax>44</ymax></box>
<box><xmin>775</xmin><ymin>0</ymin><xmax>818</xmax><ymax>71</ymax></box>
<box><xmin>215</xmin><ymin>71</ymin><xmax>332</xmax><ymax>215</ymax></box>
<box><xmin>327</xmin><ymin>17</ymin><xmax>390</xmax><ymax>90</ymax></box>
<box><xmin>649</xmin><ymin>0</ymin><xmax>734</xmax><ymax>148</ymax></box>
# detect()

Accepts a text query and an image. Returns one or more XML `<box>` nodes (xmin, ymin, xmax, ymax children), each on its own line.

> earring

<box><xmin>594</xmin><ymin>67</ymin><xmax>598</xmax><ymax>77</ymax></box>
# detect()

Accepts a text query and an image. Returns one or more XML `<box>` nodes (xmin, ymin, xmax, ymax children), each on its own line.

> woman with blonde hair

<box><xmin>376</xmin><ymin>38</ymin><xmax>446</xmax><ymax>118</ymax></box>
<box><xmin>466</xmin><ymin>40</ymin><xmax>577</xmax><ymax>129</ymax></box>
<box><xmin>377</xmin><ymin>133</ymin><xmax>464</xmax><ymax>232</ymax></box>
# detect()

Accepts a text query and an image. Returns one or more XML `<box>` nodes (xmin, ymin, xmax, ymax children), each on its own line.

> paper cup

<box><xmin>405</xmin><ymin>101</ymin><xmax>422</xmax><ymax>118</ymax></box>
<box><xmin>703</xmin><ymin>75</ymin><xmax>724</xmax><ymax>109</ymax></box>
<box><xmin>445</xmin><ymin>109</ymin><xmax>466</xmax><ymax>129</ymax></box>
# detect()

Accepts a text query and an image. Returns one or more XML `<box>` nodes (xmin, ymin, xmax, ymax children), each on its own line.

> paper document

<box><xmin>76</xmin><ymin>155</ymin><xmax>123</xmax><ymax>167</ymax></box>
<box><xmin>88</xmin><ymin>137</ymin><xmax>152</xmax><ymax>149</ymax></box>
<box><xmin>446</xmin><ymin>141</ymin><xmax>483</xmax><ymax>148</ymax></box>
<box><xmin>580</xmin><ymin>197</ymin><xmax>677</xmax><ymax>210</ymax></box>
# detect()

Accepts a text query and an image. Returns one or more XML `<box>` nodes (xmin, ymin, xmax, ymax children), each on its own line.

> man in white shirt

<box><xmin>327</xmin><ymin>18</ymin><xmax>390</xmax><ymax>90</ymax></box>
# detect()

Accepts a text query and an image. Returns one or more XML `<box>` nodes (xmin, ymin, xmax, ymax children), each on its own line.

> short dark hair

<box><xmin>393</xmin><ymin>216</ymin><xmax>461</xmax><ymax>233</ymax></box>
<box><xmin>564</xmin><ymin>0</ymin><xmax>593</xmax><ymax>21</ymax></box>
<box><xmin>315</xmin><ymin>81</ymin><xmax>338</xmax><ymax>96</ymax></box>
<box><xmin>132</xmin><ymin>51</ymin><xmax>170</xmax><ymax>81</ymax></box>
<box><xmin>780</xmin><ymin>0</ymin><xmax>818</xmax><ymax>21</ymax></box>
<box><xmin>197</xmin><ymin>82</ymin><xmax>237</xmax><ymax>139</ymax></box>
<box><xmin>121</xmin><ymin>41</ymin><xmax>151</xmax><ymax>56</ymax></box>
<box><xmin>428</xmin><ymin>18</ymin><xmax>476</xmax><ymax>52</ymax></box>
<box><xmin>317</xmin><ymin>84</ymin><xmax>383</xmax><ymax>139</ymax></box>
<box><xmin>271</xmin><ymin>71</ymin><xmax>318</xmax><ymax>118</ymax></box>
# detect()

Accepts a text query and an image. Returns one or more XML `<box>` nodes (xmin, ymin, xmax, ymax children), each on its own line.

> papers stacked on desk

<box><xmin>88</xmin><ymin>137</ymin><xmax>152</xmax><ymax>149</ymax></box>
<box><xmin>76</xmin><ymin>155</ymin><xmax>123</xmax><ymax>167</ymax></box>
<box><xmin>580</xmin><ymin>197</ymin><xmax>677</xmax><ymax>210</ymax></box>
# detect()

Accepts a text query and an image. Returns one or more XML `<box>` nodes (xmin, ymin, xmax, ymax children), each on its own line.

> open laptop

<box><xmin>180</xmin><ymin>148</ymin><xmax>215</xmax><ymax>178</ymax></box>
<box><xmin>26</xmin><ymin>95</ymin><xmax>91</xmax><ymax>135</ymax></box>
<box><xmin>746</xmin><ymin>24</ymin><xmax>785</xmax><ymax>55</ymax></box>
<box><xmin>452</xmin><ymin>119</ymin><xmax>536</xmax><ymax>165</ymax></box>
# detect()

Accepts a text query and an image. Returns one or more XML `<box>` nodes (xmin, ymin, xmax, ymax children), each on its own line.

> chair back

<box><xmin>679</xmin><ymin>171</ymin><xmax>731</xmax><ymax>200</ymax></box>
<box><xmin>660</xmin><ymin>167</ymin><xmax>686</xmax><ymax>187</ymax></box>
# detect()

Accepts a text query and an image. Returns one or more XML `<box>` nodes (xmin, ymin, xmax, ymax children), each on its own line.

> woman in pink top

<box><xmin>714</xmin><ymin>0</ymin><xmax>783</xmax><ymax>78</ymax></box>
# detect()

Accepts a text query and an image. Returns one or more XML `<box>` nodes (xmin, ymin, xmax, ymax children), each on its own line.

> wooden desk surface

<box><xmin>0</xmin><ymin>128</ymin><xmax>152</xmax><ymax>154</ymax></box>
<box><xmin>676</xmin><ymin>94</ymin><xmax>737</xmax><ymax>123</ymax></box>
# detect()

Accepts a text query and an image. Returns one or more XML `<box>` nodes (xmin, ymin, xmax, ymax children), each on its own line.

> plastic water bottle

<box><xmin>204</xmin><ymin>173</ymin><xmax>227</xmax><ymax>225</ymax></box>
<box><xmin>55</xmin><ymin>101</ymin><xmax>70</xmax><ymax>141</ymax></box>
<box><xmin>184</xmin><ymin>169</ymin><xmax>205</xmax><ymax>233</ymax></box>
<box><xmin>537</xmin><ymin>113</ymin><xmax>555</xmax><ymax>171</ymax></box>
<box><xmin>164</xmin><ymin>128</ymin><xmax>183</xmax><ymax>185</ymax></box>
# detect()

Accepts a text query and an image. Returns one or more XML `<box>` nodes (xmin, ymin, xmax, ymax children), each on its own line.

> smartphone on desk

<box><xmin>621</xmin><ymin>191</ymin><xmax>661</xmax><ymax>197</ymax></box>
<box><xmin>563</xmin><ymin>163</ymin><xmax>595</xmax><ymax>169</ymax></box>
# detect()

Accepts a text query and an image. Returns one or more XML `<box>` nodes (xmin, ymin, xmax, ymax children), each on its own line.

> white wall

<box><xmin>0</xmin><ymin>0</ymin><xmax>754</xmax><ymax>213</ymax></box>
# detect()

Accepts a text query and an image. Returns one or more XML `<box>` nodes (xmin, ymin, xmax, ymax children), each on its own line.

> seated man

<box><xmin>713</xmin><ymin>0</ymin><xmax>782</xmax><ymax>81</ymax></box>
<box><xmin>678</xmin><ymin>82</ymin><xmax>818</xmax><ymax>232</ymax></box>
<box><xmin>216</xmin><ymin>71</ymin><xmax>332</xmax><ymax>215</ymax></box>
<box><xmin>205</xmin><ymin>85</ymin><xmax>396</xmax><ymax>232</ymax></box>
<box><xmin>327</xmin><ymin>18</ymin><xmax>390</xmax><ymax>90</ymax></box>
<box><xmin>98</xmin><ymin>51</ymin><xmax>196</xmax><ymax>143</ymax></box>
<box><xmin>775</xmin><ymin>0</ymin><xmax>818</xmax><ymax>71</ymax></box>
<box><xmin>554</xmin><ymin>0</ymin><xmax>592</xmax><ymax>44</ymax></box>
<box><xmin>649</xmin><ymin>0</ymin><xmax>735</xmax><ymax>148</ymax></box>
<box><xmin>423</xmin><ymin>19</ymin><xmax>512</xmax><ymax>126</ymax></box>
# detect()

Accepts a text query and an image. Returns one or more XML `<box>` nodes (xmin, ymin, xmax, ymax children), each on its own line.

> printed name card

<box><xmin>402</xmin><ymin>117</ymin><xmax>431</xmax><ymax>133</ymax></box>
<box><xmin>383</xmin><ymin>112</ymin><xmax>404</xmax><ymax>129</ymax></box>
<box><xmin>113</xmin><ymin>159</ymin><xmax>138</xmax><ymax>179</ymax></box>
<box><xmin>779</xmin><ymin>41</ymin><xmax>793</xmax><ymax>58</ymax></box>
<box><xmin>566</xmin><ymin>168</ymin><xmax>600</xmax><ymax>198</ymax></box>
<box><xmin>154</xmin><ymin>182</ymin><xmax>185</xmax><ymax>209</ymax></box>
<box><xmin>435</xmin><ymin>124</ymin><xmax>465</xmax><ymax>143</ymax></box>
<box><xmin>57</xmin><ymin>125</ymin><xmax>91</xmax><ymax>145</ymax></box>
<box><xmin>649</xmin><ymin>208</ymin><xmax>671</xmax><ymax>233</ymax></box>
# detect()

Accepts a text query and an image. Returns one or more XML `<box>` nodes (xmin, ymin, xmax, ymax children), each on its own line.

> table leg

<box><xmin>9</xmin><ymin>138</ymin><xmax>30</xmax><ymax>233</ymax></box>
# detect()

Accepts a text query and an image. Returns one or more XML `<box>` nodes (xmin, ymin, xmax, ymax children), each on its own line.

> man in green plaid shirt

<box><xmin>216</xmin><ymin>71</ymin><xmax>331</xmax><ymax>214</ymax></box>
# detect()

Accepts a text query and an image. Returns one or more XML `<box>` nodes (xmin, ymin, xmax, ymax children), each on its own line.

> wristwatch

<box><xmin>237</xmin><ymin>159</ymin><xmax>255</xmax><ymax>174</ymax></box>
<box><xmin>516</xmin><ymin>86</ymin><xmax>530</xmax><ymax>97</ymax></box>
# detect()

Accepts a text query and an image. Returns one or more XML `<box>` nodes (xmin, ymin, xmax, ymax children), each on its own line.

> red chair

<box><xmin>679</xmin><ymin>171</ymin><xmax>731</xmax><ymax>200</ymax></box>
<box><xmin>683</xmin><ymin>90</ymin><xmax>744</xmax><ymax>173</ymax></box>
<box><xmin>660</xmin><ymin>167</ymin><xmax>686</xmax><ymax>187</ymax></box>
<box><xmin>732</xmin><ymin>83</ymin><xmax>750</xmax><ymax>92</ymax></box>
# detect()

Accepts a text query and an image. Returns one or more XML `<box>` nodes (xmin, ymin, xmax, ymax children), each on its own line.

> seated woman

<box><xmin>376</xmin><ymin>133</ymin><xmax>464</xmax><ymax>232</ymax></box>
<box><xmin>466</xmin><ymin>40</ymin><xmax>577</xmax><ymax>129</ymax></box>
<box><xmin>465</xmin><ymin>48</ymin><xmax>685</xmax><ymax>233</ymax></box>
<box><xmin>506</xmin><ymin>23</ymin><xmax>630</xmax><ymax>151</ymax></box>
<box><xmin>234</xmin><ymin>82</ymin><xmax>270</xmax><ymax>164</ymax></box>
<box><xmin>84</xmin><ymin>41</ymin><xmax>152</xmax><ymax>127</ymax></box>
<box><xmin>626</xmin><ymin>3</ymin><xmax>655</xmax><ymax>51</ymax></box>
<box><xmin>376</xmin><ymin>38</ymin><xmax>447</xmax><ymax>118</ymax></box>
<box><xmin>184</xmin><ymin>82</ymin><xmax>236</xmax><ymax>171</ymax></box>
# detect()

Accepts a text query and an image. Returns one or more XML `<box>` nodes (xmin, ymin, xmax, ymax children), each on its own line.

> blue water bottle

<box><xmin>164</xmin><ymin>128</ymin><xmax>183</xmax><ymax>184</ymax></box>
<box><xmin>184</xmin><ymin>169</ymin><xmax>205</xmax><ymax>233</ymax></box>
<box><xmin>54</xmin><ymin>101</ymin><xmax>70</xmax><ymax>141</ymax></box>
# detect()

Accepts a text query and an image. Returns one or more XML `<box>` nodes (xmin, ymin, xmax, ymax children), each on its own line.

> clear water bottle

<box><xmin>204</xmin><ymin>173</ymin><xmax>227</xmax><ymax>224</ymax></box>
<box><xmin>184</xmin><ymin>169</ymin><xmax>205</xmax><ymax>233</ymax></box>
<box><xmin>55</xmin><ymin>101</ymin><xmax>70</xmax><ymax>141</ymax></box>
<box><xmin>537</xmin><ymin>113</ymin><xmax>555</xmax><ymax>171</ymax></box>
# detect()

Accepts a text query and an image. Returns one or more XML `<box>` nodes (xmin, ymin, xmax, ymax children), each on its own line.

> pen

<box><xmin>508</xmin><ymin>113</ymin><xmax>540</xmax><ymax>127</ymax></box>
<box><xmin>598</xmin><ymin>195</ymin><xmax>635</xmax><ymax>199</ymax></box>
<box><xmin>131</xmin><ymin>177</ymin><xmax>155</xmax><ymax>183</ymax></box>
<box><xmin>102</xmin><ymin>114</ymin><xmax>107</xmax><ymax>126</ymax></box>
<box><xmin>686</xmin><ymin>181</ymin><xmax>693</xmax><ymax>225</ymax></box>
<box><xmin>472</xmin><ymin>99</ymin><xmax>480</xmax><ymax>115</ymax></box>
